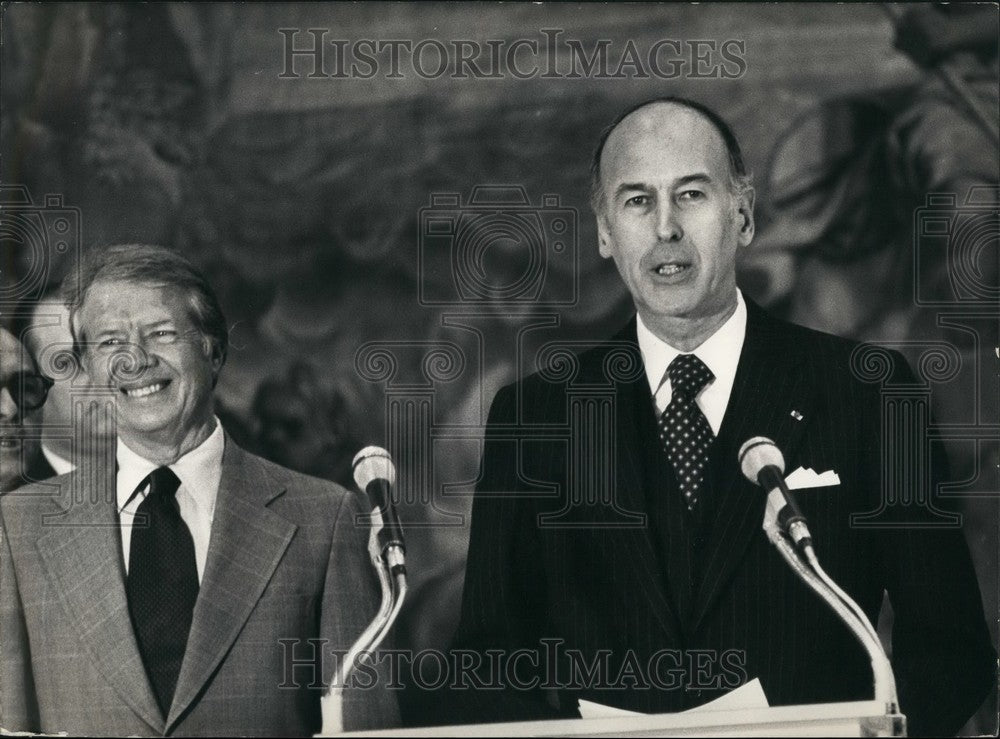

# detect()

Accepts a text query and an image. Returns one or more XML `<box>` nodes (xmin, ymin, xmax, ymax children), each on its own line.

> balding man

<box><xmin>450</xmin><ymin>98</ymin><xmax>995</xmax><ymax>735</ymax></box>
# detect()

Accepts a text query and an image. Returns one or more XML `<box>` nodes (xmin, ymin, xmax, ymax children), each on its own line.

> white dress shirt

<box><xmin>636</xmin><ymin>290</ymin><xmax>747</xmax><ymax>434</ymax></box>
<box><xmin>116</xmin><ymin>418</ymin><xmax>225</xmax><ymax>583</ymax></box>
<box><xmin>41</xmin><ymin>444</ymin><xmax>75</xmax><ymax>476</ymax></box>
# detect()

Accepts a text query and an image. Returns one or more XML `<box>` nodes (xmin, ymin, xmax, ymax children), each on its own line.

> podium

<box><xmin>341</xmin><ymin>701</ymin><xmax>905</xmax><ymax>737</ymax></box>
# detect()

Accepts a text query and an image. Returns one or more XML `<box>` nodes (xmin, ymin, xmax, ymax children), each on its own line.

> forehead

<box><xmin>600</xmin><ymin>103</ymin><xmax>731</xmax><ymax>187</ymax></box>
<box><xmin>78</xmin><ymin>279</ymin><xmax>194</xmax><ymax>328</ymax></box>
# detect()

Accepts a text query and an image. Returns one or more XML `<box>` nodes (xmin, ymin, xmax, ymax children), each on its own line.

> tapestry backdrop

<box><xmin>2</xmin><ymin>2</ymin><xmax>997</xmax><ymax>731</ymax></box>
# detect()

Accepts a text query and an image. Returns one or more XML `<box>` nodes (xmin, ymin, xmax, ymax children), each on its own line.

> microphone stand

<box><xmin>762</xmin><ymin>500</ymin><xmax>900</xmax><ymax>717</ymax></box>
<box><xmin>318</xmin><ymin>507</ymin><xmax>408</xmax><ymax>735</ymax></box>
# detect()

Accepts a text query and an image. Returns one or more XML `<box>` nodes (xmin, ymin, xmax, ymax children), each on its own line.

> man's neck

<box><xmin>640</xmin><ymin>296</ymin><xmax>739</xmax><ymax>352</ymax></box>
<box><xmin>120</xmin><ymin>416</ymin><xmax>218</xmax><ymax>466</ymax></box>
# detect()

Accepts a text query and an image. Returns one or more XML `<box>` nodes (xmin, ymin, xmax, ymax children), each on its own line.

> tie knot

<box><xmin>146</xmin><ymin>466</ymin><xmax>181</xmax><ymax>499</ymax></box>
<box><xmin>667</xmin><ymin>353</ymin><xmax>714</xmax><ymax>399</ymax></box>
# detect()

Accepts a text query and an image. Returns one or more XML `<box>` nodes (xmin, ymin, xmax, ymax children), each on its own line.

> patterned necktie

<box><xmin>658</xmin><ymin>354</ymin><xmax>716</xmax><ymax>511</ymax></box>
<box><xmin>125</xmin><ymin>466</ymin><xmax>199</xmax><ymax>716</ymax></box>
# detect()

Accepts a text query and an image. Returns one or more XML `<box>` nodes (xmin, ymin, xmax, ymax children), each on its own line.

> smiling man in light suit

<box><xmin>0</xmin><ymin>244</ymin><xmax>398</xmax><ymax>736</ymax></box>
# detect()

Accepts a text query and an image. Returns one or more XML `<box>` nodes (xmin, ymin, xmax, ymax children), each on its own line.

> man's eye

<box><xmin>151</xmin><ymin>330</ymin><xmax>177</xmax><ymax>342</ymax></box>
<box><xmin>100</xmin><ymin>338</ymin><xmax>126</xmax><ymax>348</ymax></box>
<box><xmin>679</xmin><ymin>190</ymin><xmax>705</xmax><ymax>201</ymax></box>
<box><xmin>625</xmin><ymin>195</ymin><xmax>650</xmax><ymax>207</ymax></box>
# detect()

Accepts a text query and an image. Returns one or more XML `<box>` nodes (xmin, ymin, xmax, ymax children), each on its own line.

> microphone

<box><xmin>353</xmin><ymin>446</ymin><xmax>406</xmax><ymax>576</ymax></box>
<box><xmin>323</xmin><ymin>447</ymin><xmax>410</xmax><ymax>734</ymax></box>
<box><xmin>738</xmin><ymin>436</ymin><xmax>813</xmax><ymax>553</ymax></box>
<box><xmin>740</xmin><ymin>438</ymin><xmax>899</xmax><ymax>713</ymax></box>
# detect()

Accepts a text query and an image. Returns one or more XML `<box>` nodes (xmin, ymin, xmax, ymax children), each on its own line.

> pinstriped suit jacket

<box><xmin>0</xmin><ymin>436</ymin><xmax>399</xmax><ymax>736</ymax></box>
<box><xmin>452</xmin><ymin>301</ymin><xmax>995</xmax><ymax>736</ymax></box>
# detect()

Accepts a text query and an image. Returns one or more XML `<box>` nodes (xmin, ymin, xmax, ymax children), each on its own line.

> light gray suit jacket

<box><xmin>0</xmin><ymin>437</ymin><xmax>399</xmax><ymax>736</ymax></box>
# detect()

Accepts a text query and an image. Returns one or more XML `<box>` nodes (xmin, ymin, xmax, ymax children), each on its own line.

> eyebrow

<box><xmin>612</xmin><ymin>173</ymin><xmax>714</xmax><ymax>199</ymax></box>
<box><xmin>144</xmin><ymin>320</ymin><xmax>175</xmax><ymax>330</ymax></box>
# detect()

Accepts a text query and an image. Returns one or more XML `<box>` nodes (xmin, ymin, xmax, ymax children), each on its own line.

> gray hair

<box><xmin>65</xmin><ymin>244</ymin><xmax>228</xmax><ymax>381</ymax></box>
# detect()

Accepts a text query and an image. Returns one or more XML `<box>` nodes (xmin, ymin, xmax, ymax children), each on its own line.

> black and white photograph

<box><xmin>0</xmin><ymin>2</ymin><xmax>997</xmax><ymax>736</ymax></box>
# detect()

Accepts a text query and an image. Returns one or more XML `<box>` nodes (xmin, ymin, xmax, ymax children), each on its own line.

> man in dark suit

<box><xmin>451</xmin><ymin>98</ymin><xmax>995</xmax><ymax>735</ymax></box>
<box><xmin>1</xmin><ymin>244</ymin><xmax>398</xmax><ymax>735</ymax></box>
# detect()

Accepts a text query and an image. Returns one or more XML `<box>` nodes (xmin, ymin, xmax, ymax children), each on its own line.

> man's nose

<box><xmin>655</xmin><ymin>201</ymin><xmax>683</xmax><ymax>242</ymax></box>
<box><xmin>0</xmin><ymin>386</ymin><xmax>20</xmax><ymax>422</ymax></box>
<box><xmin>112</xmin><ymin>337</ymin><xmax>158</xmax><ymax>378</ymax></box>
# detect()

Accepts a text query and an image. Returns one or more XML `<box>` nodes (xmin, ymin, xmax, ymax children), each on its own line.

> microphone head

<box><xmin>738</xmin><ymin>436</ymin><xmax>785</xmax><ymax>483</ymax></box>
<box><xmin>352</xmin><ymin>446</ymin><xmax>397</xmax><ymax>489</ymax></box>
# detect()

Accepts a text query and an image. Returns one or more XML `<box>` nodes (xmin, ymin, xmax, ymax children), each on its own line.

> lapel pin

<box><xmin>790</xmin><ymin>410</ymin><xmax>803</xmax><ymax>421</ymax></box>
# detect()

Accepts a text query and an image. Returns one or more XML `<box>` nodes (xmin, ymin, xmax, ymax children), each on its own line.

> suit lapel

<box><xmin>167</xmin><ymin>440</ymin><xmax>297</xmax><ymax>730</ymax></box>
<box><xmin>584</xmin><ymin>321</ymin><xmax>684</xmax><ymax>644</ymax></box>
<box><xmin>691</xmin><ymin>301</ymin><xmax>815</xmax><ymax>630</ymax></box>
<box><xmin>35</xmin><ymin>468</ymin><xmax>165</xmax><ymax>733</ymax></box>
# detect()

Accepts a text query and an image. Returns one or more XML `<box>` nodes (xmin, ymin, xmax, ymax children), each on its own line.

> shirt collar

<box><xmin>637</xmin><ymin>290</ymin><xmax>748</xmax><ymax>395</ymax></box>
<box><xmin>116</xmin><ymin>417</ymin><xmax>226</xmax><ymax>515</ymax></box>
<box><xmin>41</xmin><ymin>443</ymin><xmax>75</xmax><ymax>476</ymax></box>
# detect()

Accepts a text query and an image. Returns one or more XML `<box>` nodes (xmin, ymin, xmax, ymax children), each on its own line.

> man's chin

<box><xmin>116</xmin><ymin>410</ymin><xmax>178</xmax><ymax>441</ymax></box>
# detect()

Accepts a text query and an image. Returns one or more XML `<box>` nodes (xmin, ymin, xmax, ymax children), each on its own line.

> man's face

<box><xmin>596</xmin><ymin>103</ymin><xmax>754</xmax><ymax>330</ymax></box>
<box><xmin>77</xmin><ymin>280</ymin><xmax>221</xmax><ymax>453</ymax></box>
<box><xmin>0</xmin><ymin>327</ymin><xmax>42</xmax><ymax>490</ymax></box>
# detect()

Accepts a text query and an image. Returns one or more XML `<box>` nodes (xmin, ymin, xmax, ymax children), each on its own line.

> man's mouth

<box><xmin>121</xmin><ymin>380</ymin><xmax>169</xmax><ymax>399</ymax></box>
<box><xmin>653</xmin><ymin>262</ymin><xmax>690</xmax><ymax>277</ymax></box>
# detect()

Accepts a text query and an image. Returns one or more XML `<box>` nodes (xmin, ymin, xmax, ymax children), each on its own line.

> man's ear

<box><xmin>597</xmin><ymin>213</ymin><xmax>613</xmax><ymax>258</ymax></box>
<box><xmin>736</xmin><ymin>187</ymin><xmax>755</xmax><ymax>247</ymax></box>
<box><xmin>203</xmin><ymin>336</ymin><xmax>224</xmax><ymax>374</ymax></box>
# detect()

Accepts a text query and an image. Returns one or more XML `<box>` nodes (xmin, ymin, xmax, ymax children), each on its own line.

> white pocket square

<box><xmin>785</xmin><ymin>466</ymin><xmax>840</xmax><ymax>489</ymax></box>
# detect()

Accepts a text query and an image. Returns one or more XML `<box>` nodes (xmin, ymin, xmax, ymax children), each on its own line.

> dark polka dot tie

<box><xmin>658</xmin><ymin>354</ymin><xmax>715</xmax><ymax>511</ymax></box>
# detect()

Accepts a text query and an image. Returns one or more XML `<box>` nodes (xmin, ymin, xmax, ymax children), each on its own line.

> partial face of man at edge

<box><xmin>595</xmin><ymin>102</ymin><xmax>755</xmax><ymax>348</ymax></box>
<box><xmin>0</xmin><ymin>327</ymin><xmax>43</xmax><ymax>490</ymax></box>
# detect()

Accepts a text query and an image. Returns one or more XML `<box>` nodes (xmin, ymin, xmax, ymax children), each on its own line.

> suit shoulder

<box><xmin>0</xmin><ymin>472</ymin><xmax>75</xmax><ymax>535</ymax></box>
<box><xmin>764</xmin><ymin>309</ymin><xmax>907</xmax><ymax>363</ymax></box>
<box><xmin>758</xmin><ymin>309</ymin><xmax>915</xmax><ymax>390</ymax></box>
<box><xmin>237</xmin><ymin>448</ymin><xmax>358</xmax><ymax>510</ymax></box>
<box><xmin>763</xmin><ymin>311</ymin><xmax>861</xmax><ymax>354</ymax></box>
<box><xmin>0</xmin><ymin>471</ymin><xmax>75</xmax><ymax>510</ymax></box>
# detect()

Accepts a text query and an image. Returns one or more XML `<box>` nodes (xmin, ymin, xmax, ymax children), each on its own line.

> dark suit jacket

<box><xmin>451</xmin><ymin>301</ymin><xmax>995</xmax><ymax>736</ymax></box>
<box><xmin>0</xmin><ymin>436</ymin><xmax>399</xmax><ymax>736</ymax></box>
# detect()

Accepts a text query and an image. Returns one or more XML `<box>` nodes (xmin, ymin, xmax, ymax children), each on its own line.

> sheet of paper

<box><xmin>577</xmin><ymin>699</ymin><xmax>643</xmax><ymax>719</ymax></box>
<box><xmin>577</xmin><ymin>678</ymin><xmax>769</xmax><ymax>719</ymax></box>
<box><xmin>685</xmin><ymin>678</ymin><xmax>769</xmax><ymax>712</ymax></box>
